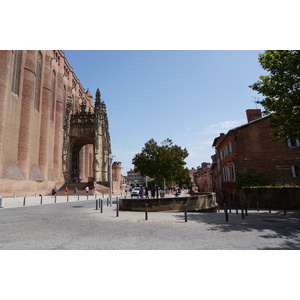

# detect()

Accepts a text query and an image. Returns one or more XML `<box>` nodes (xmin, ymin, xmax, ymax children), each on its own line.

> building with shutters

<box><xmin>211</xmin><ymin>109</ymin><xmax>300</xmax><ymax>204</ymax></box>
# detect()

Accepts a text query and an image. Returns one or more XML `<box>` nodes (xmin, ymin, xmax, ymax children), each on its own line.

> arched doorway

<box><xmin>62</xmin><ymin>89</ymin><xmax>111</xmax><ymax>184</ymax></box>
<box><xmin>70</xmin><ymin>137</ymin><xmax>94</xmax><ymax>182</ymax></box>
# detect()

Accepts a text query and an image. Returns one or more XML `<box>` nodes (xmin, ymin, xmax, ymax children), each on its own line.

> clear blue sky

<box><xmin>64</xmin><ymin>50</ymin><xmax>266</xmax><ymax>175</ymax></box>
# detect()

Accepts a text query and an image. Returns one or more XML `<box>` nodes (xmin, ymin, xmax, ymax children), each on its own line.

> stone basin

<box><xmin>118</xmin><ymin>192</ymin><xmax>217</xmax><ymax>212</ymax></box>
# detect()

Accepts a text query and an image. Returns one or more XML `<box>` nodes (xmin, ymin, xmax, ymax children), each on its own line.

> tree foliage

<box><xmin>236</xmin><ymin>170</ymin><xmax>270</xmax><ymax>188</ymax></box>
<box><xmin>249</xmin><ymin>50</ymin><xmax>300</xmax><ymax>141</ymax></box>
<box><xmin>132</xmin><ymin>138</ymin><xmax>190</xmax><ymax>185</ymax></box>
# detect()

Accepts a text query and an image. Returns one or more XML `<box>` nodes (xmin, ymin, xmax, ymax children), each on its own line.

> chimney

<box><xmin>246</xmin><ymin>109</ymin><xmax>262</xmax><ymax>123</ymax></box>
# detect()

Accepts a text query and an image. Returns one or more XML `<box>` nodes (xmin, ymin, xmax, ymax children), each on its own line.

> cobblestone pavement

<box><xmin>1</xmin><ymin>195</ymin><xmax>300</xmax><ymax>250</ymax></box>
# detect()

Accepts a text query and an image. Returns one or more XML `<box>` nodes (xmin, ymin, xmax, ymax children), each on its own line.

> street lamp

<box><xmin>109</xmin><ymin>154</ymin><xmax>116</xmax><ymax>206</ymax></box>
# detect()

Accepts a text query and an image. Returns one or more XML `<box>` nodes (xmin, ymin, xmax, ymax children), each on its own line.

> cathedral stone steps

<box><xmin>57</xmin><ymin>182</ymin><xmax>110</xmax><ymax>196</ymax></box>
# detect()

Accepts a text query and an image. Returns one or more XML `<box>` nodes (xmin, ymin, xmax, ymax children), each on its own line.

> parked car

<box><xmin>131</xmin><ymin>187</ymin><xmax>141</xmax><ymax>197</ymax></box>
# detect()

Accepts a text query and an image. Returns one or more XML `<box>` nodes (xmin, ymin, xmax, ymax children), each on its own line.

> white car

<box><xmin>131</xmin><ymin>187</ymin><xmax>141</xmax><ymax>197</ymax></box>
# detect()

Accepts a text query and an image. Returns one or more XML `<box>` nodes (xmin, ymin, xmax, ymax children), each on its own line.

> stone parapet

<box><xmin>119</xmin><ymin>193</ymin><xmax>217</xmax><ymax>212</ymax></box>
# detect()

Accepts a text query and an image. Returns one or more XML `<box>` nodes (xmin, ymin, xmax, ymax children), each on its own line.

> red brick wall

<box><xmin>0</xmin><ymin>50</ymin><xmax>96</xmax><ymax>196</ymax></box>
<box><xmin>235</xmin><ymin>117</ymin><xmax>300</xmax><ymax>185</ymax></box>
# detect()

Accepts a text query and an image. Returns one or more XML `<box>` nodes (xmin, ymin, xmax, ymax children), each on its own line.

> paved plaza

<box><xmin>1</xmin><ymin>194</ymin><xmax>300</xmax><ymax>250</ymax></box>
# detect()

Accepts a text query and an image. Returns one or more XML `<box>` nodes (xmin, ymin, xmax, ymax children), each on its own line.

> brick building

<box><xmin>191</xmin><ymin>163</ymin><xmax>213</xmax><ymax>192</ymax></box>
<box><xmin>211</xmin><ymin>109</ymin><xmax>300</xmax><ymax>204</ymax></box>
<box><xmin>127</xmin><ymin>169</ymin><xmax>145</xmax><ymax>185</ymax></box>
<box><xmin>0</xmin><ymin>50</ymin><xmax>118</xmax><ymax>196</ymax></box>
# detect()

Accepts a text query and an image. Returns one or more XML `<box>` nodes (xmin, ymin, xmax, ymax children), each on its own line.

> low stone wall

<box><xmin>119</xmin><ymin>193</ymin><xmax>217</xmax><ymax>212</ymax></box>
<box><xmin>240</xmin><ymin>188</ymin><xmax>300</xmax><ymax>209</ymax></box>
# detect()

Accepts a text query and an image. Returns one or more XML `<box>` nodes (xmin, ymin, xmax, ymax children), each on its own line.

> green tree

<box><xmin>236</xmin><ymin>170</ymin><xmax>270</xmax><ymax>188</ymax></box>
<box><xmin>250</xmin><ymin>50</ymin><xmax>300</xmax><ymax>141</ymax></box>
<box><xmin>132</xmin><ymin>138</ymin><xmax>189</xmax><ymax>185</ymax></box>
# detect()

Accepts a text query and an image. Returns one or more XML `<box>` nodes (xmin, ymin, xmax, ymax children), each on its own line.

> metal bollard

<box><xmin>40</xmin><ymin>194</ymin><xmax>43</xmax><ymax>205</ymax></box>
<box><xmin>55</xmin><ymin>195</ymin><xmax>57</xmax><ymax>203</ymax></box>
<box><xmin>116</xmin><ymin>200</ymin><xmax>119</xmax><ymax>217</ymax></box>
<box><xmin>67</xmin><ymin>195</ymin><xmax>69</xmax><ymax>202</ymax></box>
<box><xmin>145</xmin><ymin>204</ymin><xmax>148</xmax><ymax>220</ymax></box>
<box><xmin>225</xmin><ymin>203</ymin><xmax>229</xmax><ymax>222</ymax></box>
<box><xmin>78</xmin><ymin>194</ymin><xmax>80</xmax><ymax>201</ymax></box>
<box><xmin>236</xmin><ymin>206</ymin><xmax>238</xmax><ymax>214</ymax></box>
<box><xmin>184</xmin><ymin>204</ymin><xmax>188</xmax><ymax>222</ymax></box>
<box><xmin>23</xmin><ymin>195</ymin><xmax>26</xmax><ymax>206</ymax></box>
<box><xmin>268</xmin><ymin>202</ymin><xmax>271</xmax><ymax>213</ymax></box>
<box><xmin>283</xmin><ymin>202</ymin><xmax>287</xmax><ymax>215</ymax></box>
<box><xmin>107</xmin><ymin>197</ymin><xmax>109</xmax><ymax>206</ymax></box>
<box><xmin>257</xmin><ymin>201</ymin><xmax>259</xmax><ymax>212</ymax></box>
<box><xmin>0</xmin><ymin>195</ymin><xmax>4</xmax><ymax>208</ymax></box>
<box><xmin>100</xmin><ymin>199</ymin><xmax>103</xmax><ymax>213</ymax></box>
<box><xmin>229</xmin><ymin>202</ymin><xmax>231</xmax><ymax>214</ymax></box>
<box><xmin>245</xmin><ymin>206</ymin><xmax>248</xmax><ymax>216</ymax></box>
<box><xmin>96</xmin><ymin>199</ymin><xmax>99</xmax><ymax>210</ymax></box>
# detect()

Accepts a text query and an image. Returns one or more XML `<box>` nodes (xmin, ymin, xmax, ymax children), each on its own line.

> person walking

<box><xmin>139</xmin><ymin>187</ymin><xmax>144</xmax><ymax>198</ymax></box>
<box><xmin>51</xmin><ymin>186</ymin><xmax>57</xmax><ymax>198</ymax></box>
<box><xmin>85</xmin><ymin>186</ymin><xmax>89</xmax><ymax>194</ymax></box>
<box><xmin>145</xmin><ymin>186</ymin><xmax>149</xmax><ymax>198</ymax></box>
<box><xmin>151</xmin><ymin>186</ymin><xmax>155</xmax><ymax>198</ymax></box>
<box><xmin>74</xmin><ymin>187</ymin><xmax>78</xmax><ymax>196</ymax></box>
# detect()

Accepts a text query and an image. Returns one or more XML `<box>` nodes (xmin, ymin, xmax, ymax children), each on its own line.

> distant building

<box><xmin>211</xmin><ymin>109</ymin><xmax>300</xmax><ymax>204</ymax></box>
<box><xmin>127</xmin><ymin>169</ymin><xmax>145</xmax><ymax>185</ymax></box>
<box><xmin>190</xmin><ymin>163</ymin><xmax>213</xmax><ymax>192</ymax></box>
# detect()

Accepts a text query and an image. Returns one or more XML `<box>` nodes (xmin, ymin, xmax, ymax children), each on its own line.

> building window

<box><xmin>287</xmin><ymin>139</ymin><xmax>300</xmax><ymax>148</ymax></box>
<box><xmin>220</xmin><ymin>141</ymin><xmax>232</xmax><ymax>160</ymax></box>
<box><xmin>222</xmin><ymin>164</ymin><xmax>236</xmax><ymax>182</ymax></box>
<box><xmin>50</xmin><ymin>70</ymin><xmax>56</xmax><ymax>121</ymax></box>
<box><xmin>12</xmin><ymin>50</ymin><xmax>21</xmax><ymax>95</ymax></box>
<box><xmin>228</xmin><ymin>141</ymin><xmax>232</xmax><ymax>153</ymax></box>
<box><xmin>291</xmin><ymin>166</ymin><xmax>300</xmax><ymax>178</ymax></box>
<box><xmin>34</xmin><ymin>52</ymin><xmax>42</xmax><ymax>111</ymax></box>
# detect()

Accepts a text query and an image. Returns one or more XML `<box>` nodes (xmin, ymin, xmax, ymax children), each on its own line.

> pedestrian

<box><xmin>74</xmin><ymin>187</ymin><xmax>78</xmax><ymax>196</ymax></box>
<box><xmin>51</xmin><ymin>186</ymin><xmax>57</xmax><ymax>198</ymax></box>
<box><xmin>151</xmin><ymin>186</ymin><xmax>155</xmax><ymax>198</ymax></box>
<box><xmin>92</xmin><ymin>187</ymin><xmax>96</xmax><ymax>196</ymax></box>
<box><xmin>85</xmin><ymin>186</ymin><xmax>89</xmax><ymax>194</ymax></box>
<box><xmin>139</xmin><ymin>187</ymin><xmax>143</xmax><ymax>198</ymax></box>
<box><xmin>145</xmin><ymin>186</ymin><xmax>149</xmax><ymax>198</ymax></box>
<box><xmin>65</xmin><ymin>186</ymin><xmax>69</xmax><ymax>196</ymax></box>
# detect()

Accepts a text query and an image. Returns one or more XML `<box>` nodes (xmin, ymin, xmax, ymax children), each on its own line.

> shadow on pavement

<box><xmin>172</xmin><ymin>209</ymin><xmax>300</xmax><ymax>250</ymax></box>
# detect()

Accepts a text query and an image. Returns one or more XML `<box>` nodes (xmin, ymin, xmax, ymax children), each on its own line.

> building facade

<box><xmin>127</xmin><ymin>169</ymin><xmax>145</xmax><ymax>185</ymax></box>
<box><xmin>193</xmin><ymin>163</ymin><xmax>213</xmax><ymax>192</ymax></box>
<box><xmin>0</xmin><ymin>50</ymin><xmax>112</xmax><ymax>196</ymax></box>
<box><xmin>211</xmin><ymin>109</ymin><xmax>300</xmax><ymax>204</ymax></box>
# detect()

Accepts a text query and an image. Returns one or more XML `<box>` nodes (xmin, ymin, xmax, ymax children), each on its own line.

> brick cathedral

<box><xmin>0</xmin><ymin>50</ymin><xmax>120</xmax><ymax>196</ymax></box>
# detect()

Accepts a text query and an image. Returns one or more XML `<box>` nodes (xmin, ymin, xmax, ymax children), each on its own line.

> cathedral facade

<box><xmin>0</xmin><ymin>50</ymin><xmax>112</xmax><ymax>196</ymax></box>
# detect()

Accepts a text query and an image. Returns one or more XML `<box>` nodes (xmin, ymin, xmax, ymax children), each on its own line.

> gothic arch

<box><xmin>62</xmin><ymin>89</ymin><xmax>111</xmax><ymax>183</ymax></box>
